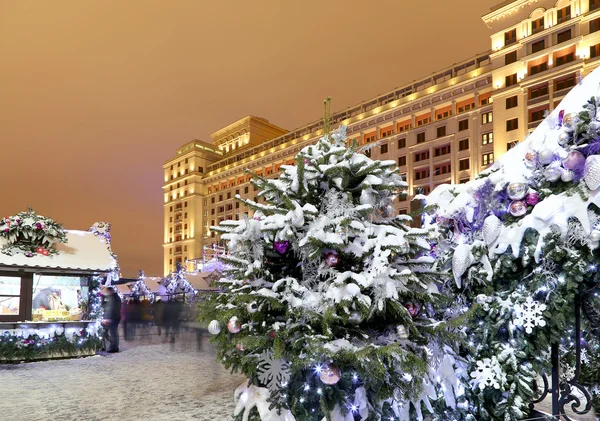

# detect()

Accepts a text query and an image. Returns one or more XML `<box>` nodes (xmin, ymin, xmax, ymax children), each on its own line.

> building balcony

<box><xmin>553</xmin><ymin>86</ymin><xmax>572</xmax><ymax>99</ymax></box>
<box><xmin>528</xmin><ymin>119</ymin><xmax>544</xmax><ymax>129</ymax></box>
<box><xmin>528</xmin><ymin>94</ymin><xmax>550</xmax><ymax>106</ymax></box>
<box><xmin>174</xmin><ymin>250</ymin><xmax>182</xmax><ymax>256</ymax></box>
<box><xmin>432</xmin><ymin>154</ymin><xmax>451</xmax><ymax>163</ymax></box>
<box><xmin>174</xmin><ymin>229</ymin><xmax>182</xmax><ymax>234</ymax></box>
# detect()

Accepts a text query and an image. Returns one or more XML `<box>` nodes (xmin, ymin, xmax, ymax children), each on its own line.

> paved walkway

<box><xmin>0</xmin><ymin>330</ymin><xmax>245</xmax><ymax>421</ymax></box>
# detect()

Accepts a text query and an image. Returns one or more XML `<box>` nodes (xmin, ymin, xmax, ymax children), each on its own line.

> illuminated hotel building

<box><xmin>484</xmin><ymin>0</ymin><xmax>600</xmax><ymax>156</ymax></box>
<box><xmin>163</xmin><ymin>0</ymin><xmax>600</xmax><ymax>275</ymax></box>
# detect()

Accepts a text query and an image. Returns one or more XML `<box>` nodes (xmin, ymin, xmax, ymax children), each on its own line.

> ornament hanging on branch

<box><xmin>228</xmin><ymin>316</ymin><xmax>241</xmax><ymax>333</ymax></box>
<box><xmin>509</xmin><ymin>200</ymin><xmax>528</xmax><ymax>217</ymax></box>
<box><xmin>208</xmin><ymin>320</ymin><xmax>221</xmax><ymax>335</ymax></box>
<box><xmin>349</xmin><ymin>312</ymin><xmax>362</xmax><ymax>325</ymax></box>
<box><xmin>513</xmin><ymin>296</ymin><xmax>547</xmax><ymax>334</ymax></box>
<box><xmin>273</xmin><ymin>240</ymin><xmax>290</xmax><ymax>255</ymax></box>
<box><xmin>506</xmin><ymin>182</ymin><xmax>528</xmax><ymax>200</ymax></box>
<box><xmin>324</xmin><ymin>251</ymin><xmax>340</xmax><ymax>267</ymax></box>
<box><xmin>319</xmin><ymin>363</ymin><xmax>342</xmax><ymax>385</ymax></box>
<box><xmin>247</xmin><ymin>302</ymin><xmax>258</xmax><ymax>313</ymax></box>
<box><xmin>257</xmin><ymin>351</ymin><xmax>291</xmax><ymax>392</ymax></box>
<box><xmin>397</xmin><ymin>325</ymin><xmax>409</xmax><ymax>339</ymax></box>
<box><xmin>404</xmin><ymin>302</ymin><xmax>420</xmax><ymax>318</ymax></box>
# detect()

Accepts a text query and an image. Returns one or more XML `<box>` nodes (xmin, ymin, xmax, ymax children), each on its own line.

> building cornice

<box><xmin>482</xmin><ymin>0</ymin><xmax>539</xmax><ymax>28</ymax></box>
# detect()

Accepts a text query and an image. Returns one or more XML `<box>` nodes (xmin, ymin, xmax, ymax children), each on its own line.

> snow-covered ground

<box><xmin>0</xmin><ymin>330</ymin><xmax>245</xmax><ymax>421</ymax></box>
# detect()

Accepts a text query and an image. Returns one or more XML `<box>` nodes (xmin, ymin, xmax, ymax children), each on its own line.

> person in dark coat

<box><xmin>101</xmin><ymin>287</ymin><xmax>122</xmax><ymax>353</ymax></box>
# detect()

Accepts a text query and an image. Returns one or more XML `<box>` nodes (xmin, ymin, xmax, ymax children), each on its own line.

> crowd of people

<box><xmin>101</xmin><ymin>287</ymin><xmax>198</xmax><ymax>352</ymax></box>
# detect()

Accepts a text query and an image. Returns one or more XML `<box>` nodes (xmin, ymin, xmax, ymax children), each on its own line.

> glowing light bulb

<box><xmin>317</xmin><ymin>388</ymin><xmax>322</xmax><ymax>395</ymax></box>
<box><xmin>304</xmin><ymin>384</ymin><xmax>310</xmax><ymax>391</ymax></box>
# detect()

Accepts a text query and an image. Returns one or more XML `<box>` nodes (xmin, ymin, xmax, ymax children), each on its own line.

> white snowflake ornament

<box><xmin>257</xmin><ymin>351</ymin><xmax>291</xmax><ymax>392</ymax></box>
<box><xmin>470</xmin><ymin>356</ymin><xmax>507</xmax><ymax>390</ymax></box>
<box><xmin>513</xmin><ymin>296</ymin><xmax>547</xmax><ymax>334</ymax></box>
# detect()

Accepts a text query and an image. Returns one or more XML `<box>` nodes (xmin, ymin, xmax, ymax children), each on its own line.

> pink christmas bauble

<box><xmin>509</xmin><ymin>200</ymin><xmax>527</xmax><ymax>217</ymax></box>
<box><xmin>227</xmin><ymin>317</ymin><xmax>241</xmax><ymax>333</ymax></box>
<box><xmin>319</xmin><ymin>364</ymin><xmax>341</xmax><ymax>385</ymax></box>
<box><xmin>324</xmin><ymin>251</ymin><xmax>340</xmax><ymax>267</ymax></box>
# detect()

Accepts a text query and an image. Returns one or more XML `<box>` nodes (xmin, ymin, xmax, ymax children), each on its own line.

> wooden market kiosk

<box><xmin>0</xmin><ymin>229</ymin><xmax>117</xmax><ymax>362</ymax></box>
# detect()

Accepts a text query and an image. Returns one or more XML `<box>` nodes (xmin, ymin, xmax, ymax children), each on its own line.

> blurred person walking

<box><xmin>101</xmin><ymin>287</ymin><xmax>122</xmax><ymax>353</ymax></box>
<box><xmin>152</xmin><ymin>298</ymin><xmax>164</xmax><ymax>336</ymax></box>
<box><xmin>163</xmin><ymin>297</ymin><xmax>182</xmax><ymax>343</ymax></box>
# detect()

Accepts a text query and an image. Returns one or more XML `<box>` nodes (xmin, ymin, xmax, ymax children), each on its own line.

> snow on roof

<box><xmin>0</xmin><ymin>230</ymin><xmax>117</xmax><ymax>272</ymax></box>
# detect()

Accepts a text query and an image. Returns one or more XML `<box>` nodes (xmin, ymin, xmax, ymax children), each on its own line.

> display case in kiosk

<box><xmin>0</xmin><ymin>216</ymin><xmax>118</xmax><ymax>362</ymax></box>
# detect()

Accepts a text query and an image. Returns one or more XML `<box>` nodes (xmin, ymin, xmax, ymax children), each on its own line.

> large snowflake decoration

<box><xmin>470</xmin><ymin>356</ymin><xmax>507</xmax><ymax>391</ymax></box>
<box><xmin>256</xmin><ymin>351</ymin><xmax>291</xmax><ymax>392</ymax></box>
<box><xmin>513</xmin><ymin>296</ymin><xmax>547</xmax><ymax>334</ymax></box>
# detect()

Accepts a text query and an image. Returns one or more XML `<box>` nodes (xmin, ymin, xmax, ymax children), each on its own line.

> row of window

<box><xmin>168</xmin><ymin>212</ymin><xmax>188</xmax><ymax>223</ymax></box>
<box><xmin>411</xmin><ymin>153</ymin><xmax>493</xmax><ymax>181</ymax></box>
<box><xmin>503</xmin><ymin>4</ymin><xmax>574</xmax><ymax>48</ymax></box>
<box><xmin>506</xmin><ymin>71</ymin><xmax>577</xmax><ymax>94</ymax></box>
<box><xmin>169</xmin><ymin>202</ymin><xmax>188</xmax><ymax>213</ymax></box>
<box><xmin>396</xmin><ymin>133</ymin><xmax>491</xmax><ymax>167</ymax></box>
<box><xmin>169</xmin><ymin>245</ymin><xmax>188</xmax><ymax>254</ymax></box>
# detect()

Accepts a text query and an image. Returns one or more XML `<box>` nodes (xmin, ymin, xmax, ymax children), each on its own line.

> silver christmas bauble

<box><xmin>538</xmin><ymin>150</ymin><xmax>555</xmax><ymax>165</ymax></box>
<box><xmin>506</xmin><ymin>182</ymin><xmax>528</xmax><ymax>200</ymax></box>
<box><xmin>398</xmin><ymin>241</ymin><xmax>410</xmax><ymax>254</ymax></box>
<box><xmin>562</xmin><ymin>113</ymin><xmax>577</xmax><ymax>130</ymax></box>
<box><xmin>561</xmin><ymin>170</ymin><xmax>574</xmax><ymax>182</ymax></box>
<box><xmin>544</xmin><ymin>167</ymin><xmax>562</xmax><ymax>182</ymax></box>
<box><xmin>524</xmin><ymin>151</ymin><xmax>538</xmax><ymax>169</ymax></box>
<box><xmin>208</xmin><ymin>320</ymin><xmax>221</xmax><ymax>335</ymax></box>
<box><xmin>227</xmin><ymin>316</ymin><xmax>241</xmax><ymax>333</ymax></box>
<box><xmin>349</xmin><ymin>312</ymin><xmax>362</xmax><ymax>324</ymax></box>
<box><xmin>247</xmin><ymin>302</ymin><xmax>258</xmax><ymax>313</ymax></box>
<box><xmin>558</xmin><ymin>131</ymin><xmax>571</xmax><ymax>146</ymax></box>
<box><xmin>590</xmin><ymin>230</ymin><xmax>600</xmax><ymax>242</ymax></box>
<box><xmin>397</xmin><ymin>325</ymin><xmax>409</xmax><ymax>339</ymax></box>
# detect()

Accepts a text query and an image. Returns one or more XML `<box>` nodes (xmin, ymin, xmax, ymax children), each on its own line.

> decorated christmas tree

<box><xmin>424</xmin><ymin>69</ymin><xmax>600</xmax><ymax>420</ymax></box>
<box><xmin>200</xmin><ymin>101</ymin><xmax>466</xmax><ymax>421</ymax></box>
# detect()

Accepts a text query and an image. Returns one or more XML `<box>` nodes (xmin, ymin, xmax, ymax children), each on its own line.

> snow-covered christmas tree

<box><xmin>164</xmin><ymin>261</ymin><xmax>196</xmax><ymax>298</ymax></box>
<box><xmin>200</xmin><ymin>101</ymin><xmax>465</xmax><ymax>421</ymax></box>
<box><xmin>424</xmin><ymin>69</ymin><xmax>600</xmax><ymax>420</ymax></box>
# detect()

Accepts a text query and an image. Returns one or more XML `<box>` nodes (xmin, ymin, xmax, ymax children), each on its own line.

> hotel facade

<box><xmin>163</xmin><ymin>0</ymin><xmax>600</xmax><ymax>275</ymax></box>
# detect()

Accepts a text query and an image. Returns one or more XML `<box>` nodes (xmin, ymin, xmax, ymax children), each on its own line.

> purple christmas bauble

<box><xmin>558</xmin><ymin>110</ymin><xmax>565</xmax><ymax>127</ymax></box>
<box><xmin>509</xmin><ymin>200</ymin><xmax>527</xmax><ymax>217</ymax></box>
<box><xmin>324</xmin><ymin>251</ymin><xmax>340</xmax><ymax>267</ymax></box>
<box><xmin>562</xmin><ymin>150</ymin><xmax>586</xmax><ymax>171</ymax></box>
<box><xmin>273</xmin><ymin>240</ymin><xmax>290</xmax><ymax>255</ymax></box>
<box><xmin>404</xmin><ymin>302</ymin><xmax>420</xmax><ymax>318</ymax></box>
<box><xmin>525</xmin><ymin>192</ymin><xmax>539</xmax><ymax>206</ymax></box>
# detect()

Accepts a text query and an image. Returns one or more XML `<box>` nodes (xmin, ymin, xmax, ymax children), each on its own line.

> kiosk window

<box><xmin>0</xmin><ymin>276</ymin><xmax>22</xmax><ymax>316</ymax></box>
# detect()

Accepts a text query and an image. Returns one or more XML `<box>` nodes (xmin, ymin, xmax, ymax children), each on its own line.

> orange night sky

<box><xmin>0</xmin><ymin>0</ymin><xmax>500</xmax><ymax>276</ymax></box>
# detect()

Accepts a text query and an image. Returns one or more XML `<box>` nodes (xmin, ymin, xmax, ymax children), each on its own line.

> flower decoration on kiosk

<box><xmin>0</xmin><ymin>208</ymin><xmax>67</xmax><ymax>257</ymax></box>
